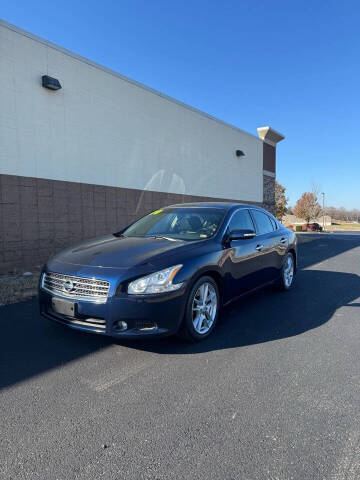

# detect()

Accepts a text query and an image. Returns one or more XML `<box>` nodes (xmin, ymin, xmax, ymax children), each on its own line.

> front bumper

<box><xmin>39</xmin><ymin>285</ymin><xmax>187</xmax><ymax>338</ymax></box>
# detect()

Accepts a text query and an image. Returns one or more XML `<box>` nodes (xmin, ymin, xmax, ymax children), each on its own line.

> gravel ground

<box><xmin>0</xmin><ymin>272</ymin><xmax>40</xmax><ymax>306</ymax></box>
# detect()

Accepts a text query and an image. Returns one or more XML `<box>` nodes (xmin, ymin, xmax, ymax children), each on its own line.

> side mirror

<box><xmin>228</xmin><ymin>229</ymin><xmax>256</xmax><ymax>241</ymax></box>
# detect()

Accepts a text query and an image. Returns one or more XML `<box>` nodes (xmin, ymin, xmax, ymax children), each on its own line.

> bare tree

<box><xmin>325</xmin><ymin>206</ymin><xmax>360</xmax><ymax>222</ymax></box>
<box><xmin>310</xmin><ymin>184</ymin><xmax>322</xmax><ymax>221</ymax></box>
<box><xmin>292</xmin><ymin>182</ymin><xmax>358</xmax><ymax>224</ymax></box>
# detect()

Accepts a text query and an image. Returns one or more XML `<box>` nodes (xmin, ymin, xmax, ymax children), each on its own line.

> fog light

<box><xmin>117</xmin><ymin>320</ymin><xmax>128</xmax><ymax>331</ymax></box>
<box><xmin>135</xmin><ymin>319</ymin><xmax>157</xmax><ymax>331</ymax></box>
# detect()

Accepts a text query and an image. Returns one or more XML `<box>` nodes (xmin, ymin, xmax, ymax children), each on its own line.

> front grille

<box><xmin>42</xmin><ymin>272</ymin><xmax>110</xmax><ymax>302</ymax></box>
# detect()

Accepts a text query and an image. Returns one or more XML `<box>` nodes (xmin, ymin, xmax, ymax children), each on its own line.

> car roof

<box><xmin>164</xmin><ymin>202</ymin><xmax>264</xmax><ymax>211</ymax></box>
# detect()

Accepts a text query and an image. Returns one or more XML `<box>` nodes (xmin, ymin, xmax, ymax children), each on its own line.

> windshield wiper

<box><xmin>146</xmin><ymin>235</ymin><xmax>179</xmax><ymax>241</ymax></box>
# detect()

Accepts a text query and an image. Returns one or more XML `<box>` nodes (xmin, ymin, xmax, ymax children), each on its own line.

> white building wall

<box><xmin>0</xmin><ymin>21</ymin><xmax>263</xmax><ymax>203</ymax></box>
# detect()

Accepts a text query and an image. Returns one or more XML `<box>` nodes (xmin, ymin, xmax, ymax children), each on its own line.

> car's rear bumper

<box><xmin>39</xmin><ymin>287</ymin><xmax>187</xmax><ymax>338</ymax></box>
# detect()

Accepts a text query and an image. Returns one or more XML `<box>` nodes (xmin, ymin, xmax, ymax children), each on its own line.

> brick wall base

<box><xmin>263</xmin><ymin>174</ymin><xmax>275</xmax><ymax>215</ymax></box>
<box><xmin>0</xmin><ymin>174</ymin><xmax>267</xmax><ymax>273</ymax></box>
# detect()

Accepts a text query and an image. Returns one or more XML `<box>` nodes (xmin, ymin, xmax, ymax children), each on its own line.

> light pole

<box><xmin>321</xmin><ymin>192</ymin><xmax>325</xmax><ymax>231</ymax></box>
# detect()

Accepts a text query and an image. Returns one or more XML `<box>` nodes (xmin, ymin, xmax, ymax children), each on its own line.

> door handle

<box><xmin>255</xmin><ymin>244</ymin><xmax>264</xmax><ymax>251</ymax></box>
<box><xmin>279</xmin><ymin>238</ymin><xmax>287</xmax><ymax>244</ymax></box>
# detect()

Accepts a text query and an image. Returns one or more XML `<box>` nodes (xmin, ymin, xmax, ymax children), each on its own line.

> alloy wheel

<box><xmin>283</xmin><ymin>254</ymin><xmax>294</xmax><ymax>288</ymax></box>
<box><xmin>192</xmin><ymin>282</ymin><xmax>218</xmax><ymax>334</ymax></box>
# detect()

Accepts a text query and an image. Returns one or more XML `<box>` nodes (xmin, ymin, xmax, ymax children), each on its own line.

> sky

<box><xmin>1</xmin><ymin>0</ymin><xmax>359</xmax><ymax>209</ymax></box>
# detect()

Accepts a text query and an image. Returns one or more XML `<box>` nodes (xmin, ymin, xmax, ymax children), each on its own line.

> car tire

<box><xmin>276</xmin><ymin>252</ymin><xmax>295</xmax><ymax>291</ymax></box>
<box><xmin>178</xmin><ymin>276</ymin><xmax>220</xmax><ymax>342</ymax></box>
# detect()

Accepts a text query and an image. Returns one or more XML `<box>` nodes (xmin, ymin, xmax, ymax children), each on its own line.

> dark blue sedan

<box><xmin>39</xmin><ymin>203</ymin><xmax>297</xmax><ymax>342</ymax></box>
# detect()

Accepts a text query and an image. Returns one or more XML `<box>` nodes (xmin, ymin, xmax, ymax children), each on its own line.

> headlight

<box><xmin>127</xmin><ymin>265</ymin><xmax>183</xmax><ymax>295</ymax></box>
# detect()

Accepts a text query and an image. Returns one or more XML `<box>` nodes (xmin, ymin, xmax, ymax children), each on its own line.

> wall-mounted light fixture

<box><xmin>235</xmin><ymin>150</ymin><xmax>245</xmax><ymax>157</ymax></box>
<box><xmin>42</xmin><ymin>75</ymin><xmax>62</xmax><ymax>90</ymax></box>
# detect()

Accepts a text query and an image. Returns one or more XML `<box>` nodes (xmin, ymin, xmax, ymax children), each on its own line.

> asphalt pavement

<box><xmin>1</xmin><ymin>232</ymin><xmax>360</xmax><ymax>480</ymax></box>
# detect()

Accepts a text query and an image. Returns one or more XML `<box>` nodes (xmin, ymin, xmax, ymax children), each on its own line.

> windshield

<box><xmin>121</xmin><ymin>207</ymin><xmax>226</xmax><ymax>241</ymax></box>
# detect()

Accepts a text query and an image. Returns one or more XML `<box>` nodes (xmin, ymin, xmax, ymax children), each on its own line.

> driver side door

<box><xmin>223</xmin><ymin>208</ymin><xmax>263</xmax><ymax>301</ymax></box>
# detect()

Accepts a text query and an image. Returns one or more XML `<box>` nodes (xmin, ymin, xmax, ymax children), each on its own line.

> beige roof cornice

<box><xmin>257</xmin><ymin>126</ymin><xmax>285</xmax><ymax>146</ymax></box>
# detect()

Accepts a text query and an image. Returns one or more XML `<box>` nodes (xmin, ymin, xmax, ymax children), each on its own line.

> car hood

<box><xmin>50</xmin><ymin>234</ymin><xmax>202</xmax><ymax>268</ymax></box>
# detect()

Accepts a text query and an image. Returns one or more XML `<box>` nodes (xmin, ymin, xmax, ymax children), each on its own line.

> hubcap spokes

<box><xmin>284</xmin><ymin>256</ymin><xmax>294</xmax><ymax>287</ymax></box>
<box><xmin>192</xmin><ymin>282</ymin><xmax>218</xmax><ymax>334</ymax></box>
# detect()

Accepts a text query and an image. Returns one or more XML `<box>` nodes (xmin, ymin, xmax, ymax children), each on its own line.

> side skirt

<box><xmin>223</xmin><ymin>278</ymin><xmax>280</xmax><ymax>308</ymax></box>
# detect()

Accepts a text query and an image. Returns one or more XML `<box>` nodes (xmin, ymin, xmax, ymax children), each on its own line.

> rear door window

<box><xmin>228</xmin><ymin>209</ymin><xmax>255</xmax><ymax>231</ymax></box>
<box><xmin>251</xmin><ymin>210</ymin><xmax>274</xmax><ymax>235</ymax></box>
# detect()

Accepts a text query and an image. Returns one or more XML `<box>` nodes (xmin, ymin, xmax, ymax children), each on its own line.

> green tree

<box><xmin>275</xmin><ymin>181</ymin><xmax>288</xmax><ymax>221</ymax></box>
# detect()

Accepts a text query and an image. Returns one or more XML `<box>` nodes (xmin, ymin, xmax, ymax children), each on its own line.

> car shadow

<box><xmin>1</xmin><ymin>268</ymin><xmax>360</xmax><ymax>388</ymax></box>
<box><xmin>116</xmin><ymin>268</ymin><xmax>360</xmax><ymax>355</ymax></box>
<box><xmin>1</xmin><ymin>233</ymin><xmax>360</xmax><ymax>388</ymax></box>
<box><xmin>0</xmin><ymin>302</ymin><xmax>113</xmax><ymax>389</ymax></box>
<box><xmin>297</xmin><ymin>232</ymin><xmax>360</xmax><ymax>269</ymax></box>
